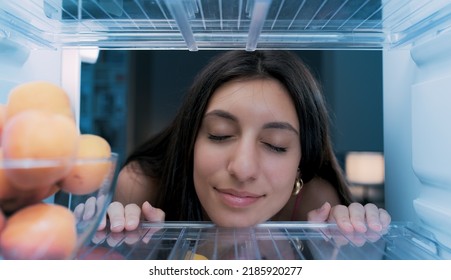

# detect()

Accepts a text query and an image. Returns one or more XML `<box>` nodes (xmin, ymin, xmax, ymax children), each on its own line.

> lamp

<box><xmin>345</xmin><ymin>151</ymin><xmax>385</xmax><ymax>204</ymax></box>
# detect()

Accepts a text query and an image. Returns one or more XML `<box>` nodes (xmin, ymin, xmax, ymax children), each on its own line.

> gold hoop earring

<box><xmin>292</xmin><ymin>178</ymin><xmax>303</xmax><ymax>196</ymax></box>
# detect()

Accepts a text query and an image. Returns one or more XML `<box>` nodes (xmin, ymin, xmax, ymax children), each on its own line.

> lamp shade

<box><xmin>345</xmin><ymin>152</ymin><xmax>385</xmax><ymax>184</ymax></box>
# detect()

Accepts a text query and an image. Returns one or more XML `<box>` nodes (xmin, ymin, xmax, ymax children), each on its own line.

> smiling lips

<box><xmin>215</xmin><ymin>188</ymin><xmax>264</xmax><ymax>208</ymax></box>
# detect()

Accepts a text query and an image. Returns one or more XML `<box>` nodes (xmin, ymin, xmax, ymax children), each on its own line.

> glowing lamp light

<box><xmin>345</xmin><ymin>152</ymin><xmax>385</xmax><ymax>185</ymax></box>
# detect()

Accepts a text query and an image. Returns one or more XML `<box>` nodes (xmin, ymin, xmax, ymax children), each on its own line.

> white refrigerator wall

<box><xmin>0</xmin><ymin>48</ymin><xmax>81</xmax><ymax>123</ymax></box>
<box><xmin>384</xmin><ymin>29</ymin><xmax>451</xmax><ymax>250</ymax></box>
<box><xmin>0</xmin><ymin>49</ymin><xmax>62</xmax><ymax>103</ymax></box>
<box><xmin>383</xmin><ymin>49</ymin><xmax>422</xmax><ymax>224</ymax></box>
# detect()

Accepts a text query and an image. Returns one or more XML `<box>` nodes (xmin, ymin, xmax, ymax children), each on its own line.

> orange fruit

<box><xmin>0</xmin><ymin>149</ymin><xmax>12</xmax><ymax>195</ymax></box>
<box><xmin>0</xmin><ymin>103</ymin><xmax>6</xmax><ymax>146</ymax></box>
<box><xmin>1</xmin><ymin>110</ymin><xmax>79</xmax><ymax>189</ymax></box>
<box><xmin>0</xmin><ymin>203</ymin><xmax>77</xmax><ymax>259</ymax></box>
<box><xmin>59</xmin><ymin>134</ymin><xmax>112</xmax><ymax>195</ymax></box>
<box><xmin>0</xmin><ymin>149</ymin><xmax>59</xmax><ymax>213</ymax></box>
<box><xmin>0</xmin><ymin>208</ymin><xmax>5</xmax><ymax>233</ymax></box>
<box><xmin>0</xmin><ymin>183</ymin><xmax>59</xmax><ymax>214</ymax></box>
<box><xmin>5</xmin><ymin>81</ymin><xmax>74</xmax><ymax>121</ymax></box>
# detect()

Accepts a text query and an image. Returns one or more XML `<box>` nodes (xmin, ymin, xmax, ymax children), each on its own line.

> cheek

<box><xmin>264</xmin><ymin>162</ymin><xmax>299</xmax><ymax>213</ymax></box>
<box><xmin>262</xmin><ymin>155</ymin><xmax>300</xmax><ymax>193</ymax></box>
<box><xmin>193</xmin><ymin>141</ymin><xmax>223</xmax><ymax>186</ymax></box>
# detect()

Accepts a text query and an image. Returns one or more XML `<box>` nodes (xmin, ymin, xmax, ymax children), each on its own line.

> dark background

<box><xmin>80</xmin><ymin>50</ymin><xmax>383</xmax><ymax>205</ymax></box>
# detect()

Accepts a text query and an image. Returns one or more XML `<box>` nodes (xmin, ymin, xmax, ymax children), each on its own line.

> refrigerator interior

<box><xmin>1</xmin><ymin>0</ymin><xmax>451</xmax><ymax>259</ymax></box>
<box><xmin>77</xmin><ymin>221</ymin><xmax>451</xmax><ymax>260</ymax></box>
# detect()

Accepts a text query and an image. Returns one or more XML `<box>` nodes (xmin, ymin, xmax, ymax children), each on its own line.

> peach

<box><xmin>0</xmin><ymin>208</ymin><xmax>5</xmax><ymax>233</ymax></box>
<box><xmin>0</xmin><ymin>185</ymin><xmax>59</xmax><ymax>214</ymax></box>
<box><xmin>59</xmin><ymin>134</ymin><xmax>112</xmax><ymax>195</ymax></box>
<box><xmin>5</xmin><ymin>81</ymin><xmax>74</xmax><ymax>120</ymax></box>
<box><xmin>0</xmin><ymin>149</ymin><xmax>59</xmax><ymax>213</ymax></box>
<box><xmin>0</xmin><ymin>149</ymin><xmax>11</xmax><ymax>194</ymax></box>
<box><xmin>0</xmin><ymin>103</ymin><xmax>6</xmax><ymax>145</ymax></box>
<box><xmin>0</xmin><ymin>203</ymin><xmax>77</xmax><ymax>259</ymax></box>
<box><xmin>1</xmin><ymin>110</ymin><xmax>79</xmax><ymax>189</ymax></box>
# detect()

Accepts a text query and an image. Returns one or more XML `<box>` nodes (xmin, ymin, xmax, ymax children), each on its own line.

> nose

<box><xmin>227</xmin><ymin>139</ymin><xmax>259</xmax><ymax>183</ymax></box>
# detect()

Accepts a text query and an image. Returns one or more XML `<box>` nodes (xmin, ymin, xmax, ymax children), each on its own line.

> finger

<box><xmin>107</xmin><ymin>201</ymin><xmax>125</xmax><ymax>232</ymax></box>
<box><xmin>91</xmin><ymin>230</ymin><xmax>107</xmax><ymax>244</ymax></box>
<box><xmin>96</xmin><ymin>195</ymin><xmax>106</xmax><ymax>212</ymax></box>
<box><xmin>73</xmin><ymin>203</ymin><xmax>85</xmax><ymax>222</ymax></box>
<box><xmin>327</xmin><ymin>227</ymin><xmax>350</xmax><ymax>247</ymax></box>
<box><xmin>379</xmin><ymin>208</ymin><xmax>391</xmax><ymax>230</ymax></box>
<box><xmin>364</xmin><ymin>203</ymin><xmax>383</xmax><ymax>232</ymax></box>
<box><xmin>347</xmin><ymin>232</ymin><xmax>366</xmax><ymax>247</ymax></box>
<box><xmin>141</xmin><ymin>201</ymin><xmax>165</xmax><ymax>222</ymax></box>
<box><xmin>124</xmin><ymin>204</ymin><xmax>141</xmax><ymax>231</ymax></box>
<box><xmin>83</xmin><ymin>196</ymin><xmax>97</xmax><ymax>220</ymax></box>
<box><xmin>364</xmin><ymin>229</ymin><xmax>383</xmax><ymax>243</ymax></box>
<box><xmin>97</xmin><ymin>213</ymin><xmax>107</xmax><ymax>231</ymax></box>
<box><xmin>348</xmin><ymin>203</ymin><xmax>367</xmax><ymax>233</ymax></box>
<box><xmin>124</xmin><ymin>230</ymin><xmax>142</xmax><ymax>245</ymax></box>
<box><xmin>330</xmin><ymin>205</ymin><xmax>354</xmax><ymax>233</ymax></box>
<box><xmin>107</xmin><ymin>232</ymin><xmax>125</xmax><ymax>247</ymax></box>
<box><xmin>96</xmin><ymin>195</ymin><xmax>107</xmax><ymax>230</ymax></box>
<box><xmin>307</xmin><ymin>202</ymin><xmax>331</xmax><ymax>222</ymax></box>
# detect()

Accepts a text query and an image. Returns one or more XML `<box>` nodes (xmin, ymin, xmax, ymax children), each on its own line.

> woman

<box><xmin>102</xmin><ymin>50</ymin><xmax>390</xmax><ymax>233</ymax></box>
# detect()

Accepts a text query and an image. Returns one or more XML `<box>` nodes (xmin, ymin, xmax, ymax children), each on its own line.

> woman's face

<box><xmin>193</xmin><ymin>78</ymin><xmax>301</xmax><ymax>227</ymax></box>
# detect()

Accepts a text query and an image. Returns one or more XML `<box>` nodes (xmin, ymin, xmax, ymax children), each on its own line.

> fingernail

<box><xmin>126</xmin><ymin>219</ymin><xmax>138</xmax><ymax>228</ymax></box>
<box><xmin>356</xmin><ymin>222</ymin><xmax>367</xmax><ymax>232</ymax></box>
<box><xmin>370</xmin><ymin>223</ymin><xmax>382</xmax><ymax>231</ymax></box>
<box><xmin>342</xmin><ymin>221</ymin><xmax>353</xmax><ymax>232</ymax></box>
<box><xmin>319</xmin><ymin>202</ymin><xmax>328</xmax><ymax>212</ymax></box>
<box><xmin>110</xmin><ymin>221</ymin><xmax>124</xmax><ymax>229</ymax></box>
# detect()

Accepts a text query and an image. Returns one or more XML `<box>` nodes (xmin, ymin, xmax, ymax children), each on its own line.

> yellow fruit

<box><xmin>0</xmin><ymin>203</ymin><xmax>77</xmax><ymax>260</ymax></box>
<box><xmin>58</xmin><ymin>134</ymin><xmax>112</xmax><ymax>195</ymax></box>
<box><xmin>185</xmin><ymin>252</ymin><xmax>209</xmax><ymax>260</ymax></box>
<box><xmin>5</xmin><ymin>81</ymin><xmax>74</xmax><ymax>120</ymax></box>
<box><xmin>1</xmin><ymin>110</ymin><xmax>79</xmax><ymax>189</ymax></box>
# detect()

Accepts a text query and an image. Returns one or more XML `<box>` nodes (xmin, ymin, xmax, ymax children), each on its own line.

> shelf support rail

<box><xmin>164</xmin><ymin>0</ymin><xmax>198</xmax><ymax>51</ymax></box>
<box><xmin>246</xmin><ymin>0</ymin><xmax>271</xmax><ymax>51</ymax></box>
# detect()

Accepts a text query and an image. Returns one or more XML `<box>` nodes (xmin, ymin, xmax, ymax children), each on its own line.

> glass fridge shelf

<box><xmin>1</xmin><ymin>0</ymin><xmax>451</xmax><ymax>50</ymax></box>
<box><xmin>76</xmin><ymin>221</ymin><xmax>451</xmax><ymax>260</ymax></box>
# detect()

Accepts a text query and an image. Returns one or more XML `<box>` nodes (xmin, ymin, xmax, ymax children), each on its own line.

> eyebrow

<box><xmin>204</xmin><ymin>110</ymin><xmax>237</xmax><ymax>122</ymax></box>
<box><xmin>204</xmin><ymin>110</ymin><xmax>299</xmax><ymax>135</ymax></box>
<box><xmin>263</xmin><ymin>122</ymin><xmax>299</xmax><ymax>135</ymax></box>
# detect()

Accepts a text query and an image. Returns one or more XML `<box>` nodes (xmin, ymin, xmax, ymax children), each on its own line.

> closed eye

<box><xmin>208</xmin><ymin>134</ymin><xmax>231</xmax><ymax>142</ymax></box>
<box><xmin>264</xmin><ymin>142</ymin><xmax>287</xmax><ymax>153</ymax></box>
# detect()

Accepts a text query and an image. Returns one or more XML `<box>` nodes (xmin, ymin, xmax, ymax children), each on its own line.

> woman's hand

<box><xmin>307</xmin><ymin>202</ymin><xmax>391</xmax><ymax>233</ymax></box>
<box><xmin>97</xmin><ymin>201</ymin><xmax>165</xmax><ymax>232</ymax></box>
